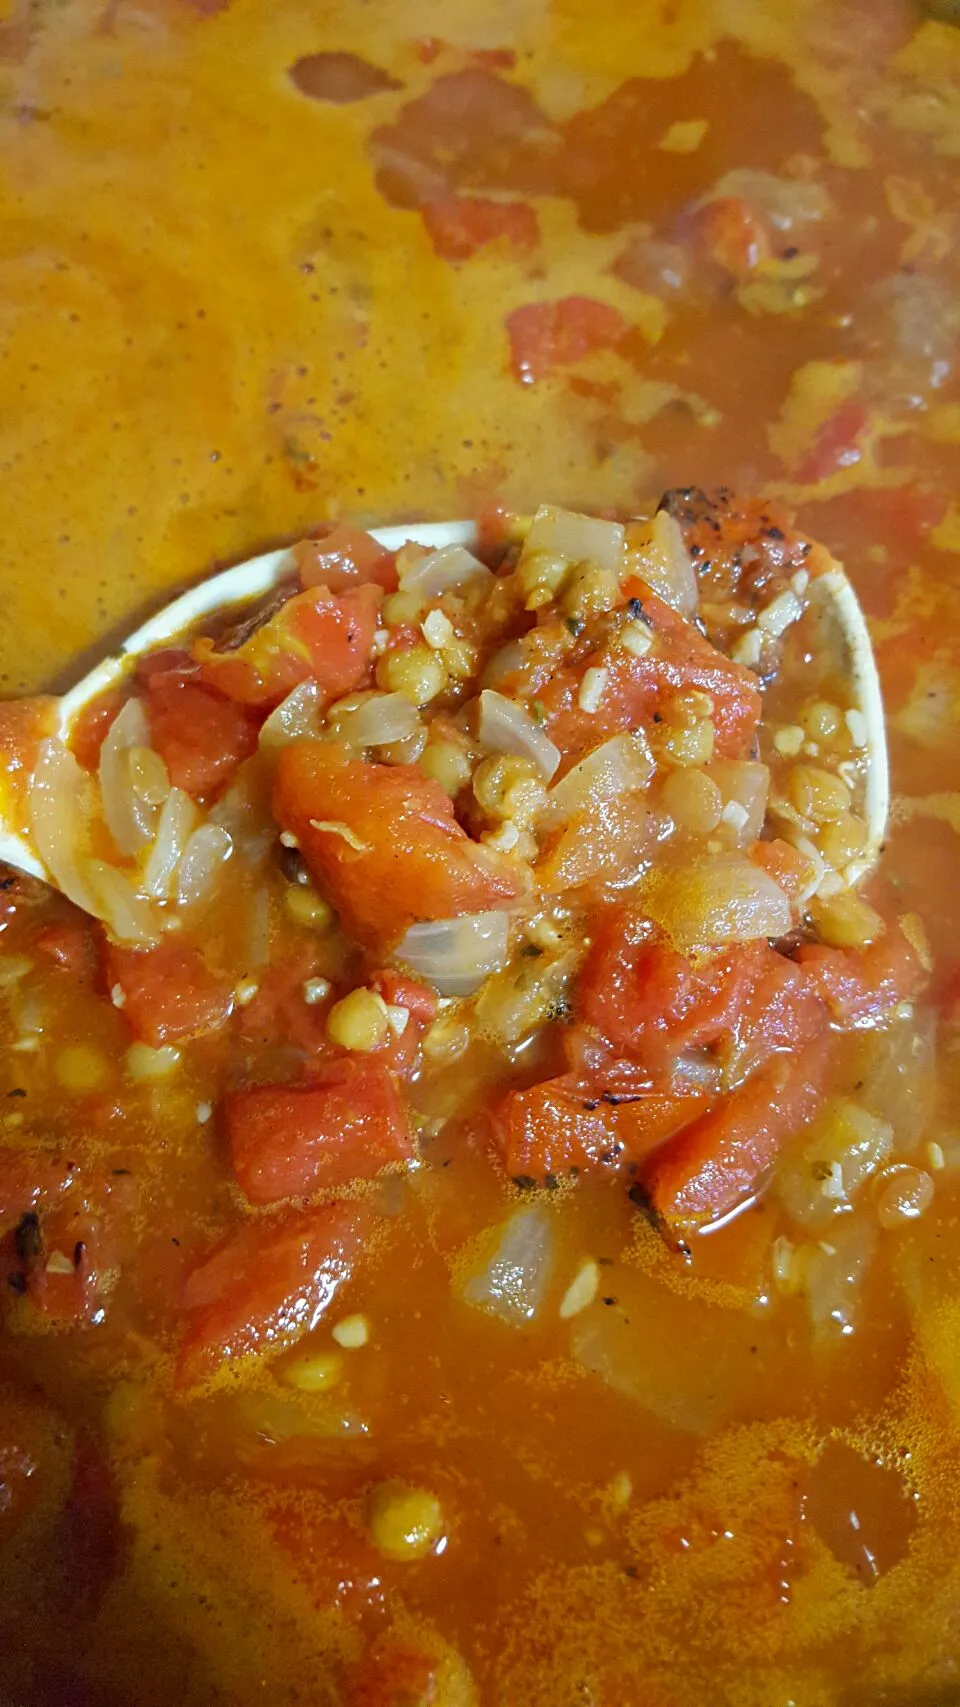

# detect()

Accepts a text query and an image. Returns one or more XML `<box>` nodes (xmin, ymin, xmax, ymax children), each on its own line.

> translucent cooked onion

<box><xmin>461</xmin><ymin>1207</ymin><xmax>555</xmax><ymax>1326</ymax></box>
<box><xmin>331</xmin><ymin>691</ymin><xmax>422</xmax><ymax>749</ymax></box>
<box><xmin>83</xmin><ymin>857</ymin><xmax>160</xmax><ymax>943</ymax></box>
<box><xmin>710</xmin><ymin>169</ymin><xmax>829</xmax><ymax>231</ymax></box>
<box><xmin>99</xmin><ymin>698</ymin><xmax>157</xmax><ymax>856</ymax></box>
<box><xmin>399</xmin><ymin>543</ymin><xmax>491</xmax><ymax>598</ymax></box>
<box><xmin>209</xmin><ymin>760</ymin><xmax>275</xmax><ymax>865</ymax></box>
<box><xmin>259</xmin><ymin>679</ymin><xmax>324</xmax><ymax>752</ymax></box>
<box><xmin>634</xmin><ymin>510</ymin><xmax>697</xmax><ymax>615</ymax></box>
<box><xmin>644</xmin><ymin>854</ymin><xmax>792</xmax><ymax>950</ymax></box>
<box><xmin>777</xmin><ymin>1098</ymin><xmax>893</xmax><ymax>1230</ymax></box>
<box><xmin>141</xmin><ymin>787</ymin><xmax>199</xmax><ymax>900</ymax></box>
<box><xmin>176</xmin><ymin>823</ymin><xmax>233</xmax><ymax>908</ymax></box>
<box><xmin>396</xmin><ymin>911</ymin><xmax>510</xmax><ymax>996</ymax></box>
<box><xmin>522</xmin><ymin>505</ymin><xmax>625</xmax><ymax>573</ymax></box>
<box><xmin>710</xmin><ymin>759</ymin><xmax>769</xmax><ymax>848</ymax></box>
<box><xmin>541</xmin><ymin>732</ymin><xmax>654</xmax><ymax>830</ymax></box>
<box><xmin>478</xmin><ymin>691</ymin><xmax>560</xmax><ymax>780</ymax></box>
<box><xmin>29</xmin><ymin>738</ymin><xmax>105</xmax><ymax>917</ymax></box>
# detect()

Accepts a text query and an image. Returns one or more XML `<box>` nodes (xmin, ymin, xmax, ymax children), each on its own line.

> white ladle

<box><xmin>0</xmin><ymin>520</ymin><xmax>888</xmax><ymax>889</ymax></box>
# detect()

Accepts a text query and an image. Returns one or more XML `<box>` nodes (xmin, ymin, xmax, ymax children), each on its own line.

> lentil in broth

<box><xmin>1</xmin><ymin>4</ymin><xmax>960</xmax><ymax>1705</ymax></box>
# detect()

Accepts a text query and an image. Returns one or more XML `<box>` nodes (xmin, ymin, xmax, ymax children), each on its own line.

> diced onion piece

<box><xmin>399</xmin><ymin>544</ymin><xmax>491</xmax><ymax>598</ymax></box>
<box><xmin>709</xmin><ymin>759</ymin><xmax>769</xmax><ymax>848</ymax></box>
<box><xmin>462</xmin><ymin>1207</ymin><xmax>555</xmax><ymax>1326</ymax></box>
<box><xmin>541</xmin><ymin>732</ymin><xmax>654</xmax><ymax>829</ymax></box>
<box><xmin>478</xmin><ymin>691</ymin><xmax>561</xmax><ymax>780</ymax></box>
<box><xmin>396</xmin><ymin>910</ymin><xmax>510</xmax><ymax>997</ymax></box>
<box><xmin>128</xmin><ymin>745</ymin><xmax>170</xmax><ymax>807</ymax></box>
<box><xmin>141</xmin><ymin>787</ymin><xmax>199</xmax><ymax>900</ymax></box>
<box><xmin>482</xmin><ymin>640</ymin><xmax>526</xmax><ymax>690</ymax></box>
<box><xmin>635</xmin><ymin>510</ymin><xmax>697</xmax><ymax>615</ymax></box>
<box><xmin>99</xmin><ymin>697</ymin><xmax>157</xmax><ymax>856</ymax></box>
<box><xmin>83</xmin><ymin>858</ymin><xmax>160</xmax><ymax>943</ymax></box>
<box><xmin>29</xmin><ymin>739</ymin><xmax>106</xmax><ymax>917</ymax></box>
<box><xmin>209</xmin><ymin>760</ymin><xmax>275</xmax><ymax>866</ymax></box>
<box><xmin>757</xmin><ymin>588</ymin><xmax>803</xmax><ymax>638</ymax></box>
<box><xmin>331</xmin><ymin>691</ymin><xmax>422</xmax><ymax>750</ymax></box>
<box><xmin>522</xmin><ymin>506</ymin><xmax>625</xmax><ymax>574</ymax></box>
<box><xmin>644</xmin><ymin>854</ymin><xmax>793</xmax><ymax>950</ymax></box>
<box><xmin>176</xmin><ymin>824</ymin><xmax>233</xmax><ymax>909</ymax></box>
<box><xmin>259</xmin><ymin>679</ymin><xmax>324</xmax><ymax>752</ymax></box>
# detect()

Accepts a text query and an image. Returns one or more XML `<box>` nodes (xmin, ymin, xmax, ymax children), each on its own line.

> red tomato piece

<box><xmin>748</xmin><ymin>837</ymin><xmax>814</xmax><ymax>902</ymax></box>
<box><xmin>175</xmin><ymin>1202</ymin><xmax>369</xmax><ymax>1388</ymax></box>
<box><xmin>795</xmin><ymin>922</ymin><xmax>925</xmax><ymax>1025</ymax></box>
<box><xmin>794</xmin><ymin>398</ymin><xmax>867</xmax><ymax>484</ymax></box>
<box><xmin>0</xmin><ymin>1151</ymin><xmax>73</xmax><ymax>1233</ymax></box>
<box><xmin>541</xmin><ymin>589</ymin><xmax>761</xmax><ymax>763</ymax></box>
<box><xmin>194</xmin><ymin>583</ymin><xmax>380</xmax><ymax>709</ymax></box>
<box><xmin>505</xmin><ymin>296</ymin><xmax>628</xmax><ymax>385</ymax></box>
<box><xmin>422</xmin><ymin>196</ymin><xmax>539</xmax><ymax>262</ymax></box>
<box><xmin>369</xmin><ymin>968</ymin><xmax>438</xmax><ymax>1076</ymax></box>
<box><xmin>693</xmin><ymin>195</ymin><xmax>770</xmax><ymax>279</ymax></box>
<box><xmin>578</xmin><ymin>920</ymin><xmax>823</xmax><ymax>1085</ymax></box>
<box><xmin>235</xmin><ymin>939</ymin><xmax>334</xmax><ymax>1061</ymax></box>
<box><xmin>33</xmin><ymin>914</ymin><xmax>98</xmax><ymax>979</ymax></box>
<box><xmin>640</xmin><ymin>1037</ymin><xmax>830</xmax><ymax>1238</ymax></box>
<box><xmin>294</xmin><ymin>524</ymin><xmax>398</xmax><ymax>594</ymax></box>
<box><xmin>69</xmin><ymin>687</ymin><xmax>127</xmax><ymax>771</ymax></box>
<box><xmin>145</xmin><ymin>670</ymin><xmax>259</xmax><ymax>799</ymax></box>
<box><xmin>347</xmin><ymin>1641</ymin><xmax>440</xmax><ymax>1707</ymax></box>
<box><xmin>273</xmin><ymin>742</ymin><xmax>523</xmax><ymax>952</ymax></box>
<box><xmin>227</xmin><ymin>1059</ymin><xmax>414</xmax><ymax>1204</ymax></box>
<box><xmin>104</xmin><ymin>940</ymin><xmax>233</xmax><ymax>1046</ymax></box>
<box><xmin>493</xmin><ymin>1075</ymin><xmax>709</xmax><ymax>1182</ymax></box>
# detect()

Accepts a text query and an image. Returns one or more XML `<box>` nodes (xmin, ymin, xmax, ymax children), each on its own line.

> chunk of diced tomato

<box><xmin>505</xmin><ymin>296</ymin><xmax>628</xmax><ymax>385</ymax></box>
<box><xmin>33</xmin><ymin>914</ymin><xmax>98</xmax><ymax>979</ymax></box>
<box><xmin>194</xmin><ymin>583</ymin><xmax>380</xmax><ymax>709</ymax></box>
<box><xmin>794</xmin><ymin>398</ymin><xmax>867</xmax><ymax>485</ymax></box>
<box><xmin>640</xmin><ymin>1038</ymin><xmax>830</xmax><ymax>1238</ymax></box>
<box><xmin>368</xmin><ymin>969</ymin><xmax>438</xmax><ymax>1076</ymax></box>
<box><xmin>422</xmin><ymin>196</ymin><xmax>539</xmax><ymax>262</ymax></box>
<box><xmin>749</xmin><ymin>837</ymin><xmax>815</xmax><ymax>902</ymax></box>
<box><xmin>227</xmin><ymin>1059</ymin><xmax>414</xmax><ymax>1204</ymax></box>
<box><xmin>0</xmin><ymin>1151</ymin><xmax>73</xmax><ymax>1233</ymax></box>
<box><xmin>541</xmin><ymin>589</ymin><xmax>761</xmax><ymax>763</ymax></box>
<box><xmin>693</xmin><ymin>195</ymin><xmax>770</xmax><ymax>280</ymax></box>
<box><xmin>273</xmin><ymin>742</ymin><xmax>523</xmax><ymax>952</ymax></box>
<box><xmin>347</xmin><ymin>1641</ymin><xmax>441</xmax><ymax>1707</ymax></box>
<box><xmin>577</xmin><ymin>920</ymin><xmax>823</xmax><ymax>1084</ymax></box>
<box><xmin>144</xmin><ymin>670</ymin><xmax>259</xmax><ymax>799</ymax></box>
<box><xmin>69</xmin><ymin>687</ymin><xmax>127</xmax><ymax>772</ymax></box>
<box><xmin>175</xmin><ymin>1202</ymin><xmax>369</xmax><ymax>1388</ymax></box>
<box><xmin>493</xmin><ymin>1075</ymin><xmax>709</xmax><ymax>1182</ymax></box>
<box><xmin>795</xmin><ymin>921</ymin><xmax>925</xmax><ymax>1025</ymax></box>
<box><xmin>294</xmin><ymin>525</ymin><xmax>398</xmax><ymax>594</ymax></box>
<box><xmin>104</xmin><ymin>940</ymin><xmax>233</xmax><ymax>1046</ymax></box>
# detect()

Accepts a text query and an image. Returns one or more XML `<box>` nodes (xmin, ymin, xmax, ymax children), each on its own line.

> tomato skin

<box><xmin>493</xmin><ymin>1075</ymin><xmax>708</xmax><ymax>1181</ymax></box>
<box><xmin>640</xmin><ymin>1038</ymin><xmax>830</xmax><ymax>1237</ymax></box>
<box><xmin>176</xmin><ymin>1202</ymin><xmax>369</xmax><ymax>1388</ymax></box>
<box><xmin>104</xmin><ymin>940</ymin><xmax>232</xmax><ymax>1046</ymax></box>
<box><xmin>540</xmin><ymin>589</ymin><xmax>761</xmax><ymax>763</ymax></box>
<box><xmin>195</xmin><ymin>582</ymin><xmax>380</xmax><ymax>709</ymax></box>
<box><xmin>145</xmin><ymin>670</ymin><xmax>259</xmax><ymax>799</ymax></box>
<box><xmin>227</xmin><ymin>1059</ymin><xmax>414</xmax><ymax>1204</ymax></box>
<box><xmin>505</xmin><ymin>296</ymin><xmax>628</xmax><ymax>384</ymax></box>
<box><xmin>273</xmin><ymin>742</ymin><xmax>523</xmax><ymax>952</ymax></box>
<box><xmin>294</xmin><ymin>525</ymin><xmax>398</xmax><ymax>594</ymax></box>
<box><xmin>422</xmin><ymin>195</ymin><xmax>538</xmax><ymax>261</ymax></box>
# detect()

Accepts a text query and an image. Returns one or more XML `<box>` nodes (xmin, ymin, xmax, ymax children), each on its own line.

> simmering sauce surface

<box><xmin>1</xmin><ymin>2</ymin><xmax>960</xmax><ymax>1704</ymax></box>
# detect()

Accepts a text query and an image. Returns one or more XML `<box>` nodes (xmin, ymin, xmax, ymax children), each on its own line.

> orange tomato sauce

<box><xmin>2</xmin><ymin>3</ymin><xmax>960</xmax><ymax>1704</ymax></box>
